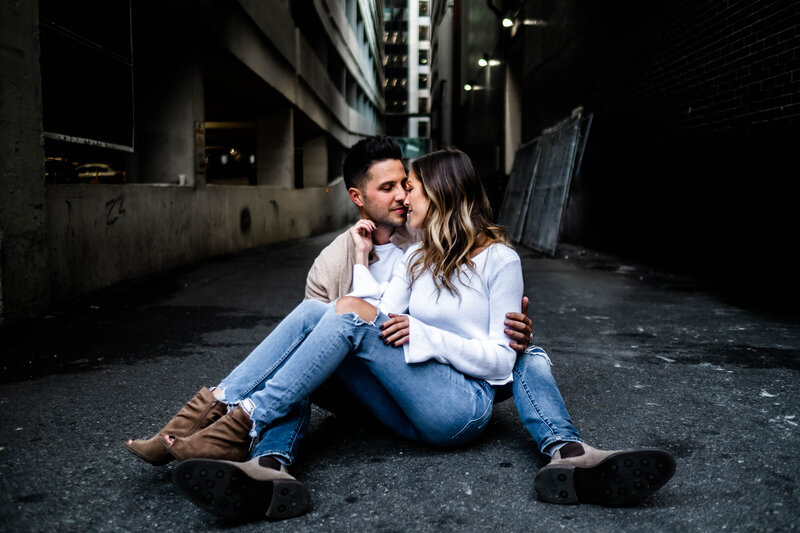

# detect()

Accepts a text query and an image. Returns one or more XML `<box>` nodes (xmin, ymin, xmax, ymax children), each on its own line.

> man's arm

<box><xmin>304</xmin><ymin>230</ymin><xmax>354</xmax><ymax>304</ymax></box>
<box><xmin>505</xmin><ymin>296</ymin><xmax>532</xmax><ymax>353</ymax></box>
<box><xmin>304</xmin><ymin>258</ymin><xmax>332</xmax><ymax>303</ymax></box>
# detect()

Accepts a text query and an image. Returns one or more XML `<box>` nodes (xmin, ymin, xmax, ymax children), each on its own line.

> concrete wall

<box><xmin>133</xmin><ymin>4</ymin><xmax>203</xmax><ymax>186</ymax></box>
<box><xmin>0</xmin><ymin>0</ymin><xmax>50</xmax><ymax>321</ymax></box>
<box><xmin>257</xmin><ymin>110</ymin><xmax>295</xmax><ymax>187</ymax></box>
<box><xmin>223</xmin><ymin>0</ymin><xmax>380</xmax><ymax>148</ymax></box>
<box><xmin>46</xmin><ymin>179</ymin><xmax>356</xmax><ymax>300</ymax></box>
<box><xmin>0</xmin><ymin>0</ymin><xmax>380</xmax><ymax>323</ymax></box>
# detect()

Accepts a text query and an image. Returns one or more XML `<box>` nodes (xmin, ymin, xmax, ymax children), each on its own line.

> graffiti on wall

<box><xmin>105</xmin><ymin>196</ymin><xmax>126</xmax><ymax>226</ymax></box>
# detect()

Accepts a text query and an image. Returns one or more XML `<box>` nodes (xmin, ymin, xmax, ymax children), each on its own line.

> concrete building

<box><xmin>430</xmin><ymin>0</ymin><xmax>800</xmax><ymax>311</ymax></box>
<box><xmin>0</xmin><ymin>0</ymin><xmax>385</xmax><ymax>321</ymax></box>
<box><xmin>430</xmin><ymin>0</ymin><xmax>514</xmax><ymax>208</ymax></box>
<box><xmin>384</xmin><ymin>0</ymin><xmax>431</xmax><ymax>156</ymax></box>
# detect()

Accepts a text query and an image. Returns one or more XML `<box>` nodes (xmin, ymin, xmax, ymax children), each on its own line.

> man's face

<box><xmin>352</xmin><ymin>159</ymin><xmax>408</xmax><ymax>228</ymax></box>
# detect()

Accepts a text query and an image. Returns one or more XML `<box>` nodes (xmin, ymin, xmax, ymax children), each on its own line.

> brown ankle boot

<box><xmin>175</xmin><ymin>456</ymin><xmax>311</xmax><ymax>520</ymax></box>
<box><xmin>123</xmin><ymin>387</ymin><xmax>226</xmax><ymax>466</ymax></box>
<box><xmin>164</xmin><ymin>405</ymin><xmax>253</xmax><ymax>462</ymax></box>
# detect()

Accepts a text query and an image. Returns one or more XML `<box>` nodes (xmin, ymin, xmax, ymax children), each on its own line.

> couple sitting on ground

<box><xmin>124</xmin><ymin>137</ymin><xmax>675</xmax><ymax>521</ymax></box>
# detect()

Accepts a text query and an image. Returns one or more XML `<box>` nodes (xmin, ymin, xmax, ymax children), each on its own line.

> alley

<box><xmin>1</xmin><ymin>229</ymin><xmax>797</xmax><ymax>532</ymax></box>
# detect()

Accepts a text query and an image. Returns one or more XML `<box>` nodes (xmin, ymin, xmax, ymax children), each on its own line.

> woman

<box><xmin>125</xmin><ymin>148</ymin><xmax>523</xmax><ymax>519</ymax></box>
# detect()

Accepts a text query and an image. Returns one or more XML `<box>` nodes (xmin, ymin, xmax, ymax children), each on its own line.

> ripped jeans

<box><xmin>216</xmin><ymin>299</ymin><xmax>495</xmax><ymax>464</ymax></box>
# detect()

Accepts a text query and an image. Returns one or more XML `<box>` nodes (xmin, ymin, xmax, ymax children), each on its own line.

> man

<box><xmin>175</xmin><ymin>136</ymin><xmax>675</xmax><ymax>520</ymax></box>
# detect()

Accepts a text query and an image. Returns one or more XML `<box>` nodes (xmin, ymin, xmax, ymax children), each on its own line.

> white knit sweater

<box><xmin>350</xmin><ymin>243</ymin><xmax>523</xmax><ymax>385</ymax></box>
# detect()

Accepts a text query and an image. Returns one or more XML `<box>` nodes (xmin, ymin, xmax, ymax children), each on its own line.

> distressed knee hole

<box><xmin>212</xmin><ymin>387</ymin><xmax>226</xmax><ymax>401</ymax></box>
<box><xmin>336</xmin><ymin>296</ymin><xmax>378</xmax><ymax>322</ymax></box>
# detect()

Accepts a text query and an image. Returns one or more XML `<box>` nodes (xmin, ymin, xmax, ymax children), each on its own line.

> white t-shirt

<box><xmin>368</xmin><ymin>242</ymin><xmax>404</xmax><ymax>284</ymax></box>
<box><xmin>350</xmin><ymin>243</ymin><xmax>523</xmax><ymax>385</ymax></box>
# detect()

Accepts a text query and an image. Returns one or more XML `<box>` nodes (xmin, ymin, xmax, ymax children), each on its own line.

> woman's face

<box><xmin>403</xmin><ymin>170</ymin><xmax>430</xmax><ymax>229</ymax></box>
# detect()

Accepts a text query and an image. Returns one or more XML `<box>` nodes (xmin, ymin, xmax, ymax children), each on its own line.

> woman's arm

<box><xmin>403</xmin><ymin>256</ymin><xmax>523</xmax><ymax>384</ymax></box>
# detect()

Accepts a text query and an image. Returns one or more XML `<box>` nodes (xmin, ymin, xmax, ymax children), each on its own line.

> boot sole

<box><xmin>534</xmin><ymin>449</ymin><xmax>675</xmax><ymax>506</ymax></box>
<box><xmin>175</xmin><ymin>459</ymin><xmax>311</xmax><ymax>521</ymax></box>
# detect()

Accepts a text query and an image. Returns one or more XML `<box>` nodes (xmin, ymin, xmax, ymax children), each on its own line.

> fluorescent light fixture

<box><xmin>522</xmin><ymin>18</ymin><xmax>548</xmax><ymax>26</ymax></box>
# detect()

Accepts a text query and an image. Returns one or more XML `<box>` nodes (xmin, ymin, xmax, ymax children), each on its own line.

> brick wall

<box><xmin>520</xmin><ymin>0</ymin><xmax>800</xmax><ymax>310</ymax></box>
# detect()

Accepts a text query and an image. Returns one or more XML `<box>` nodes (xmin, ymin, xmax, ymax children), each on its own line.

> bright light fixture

<box><xmin>502</xmin><ymin>17</ymin><xmax>513</xmax><ymax>27</ymax></box>
<box><xmin>464</xmin><ymin>83</ymin><xmax>473</xmax><ymax>91</ymax></box>
<box><xmin>523</xmin><ymin>18</ymin><xmax>548</xmax><ymax>26</ymax></box>
<box><xmin>478</xmin><ymin>58</ymin><xmax>488</xmax><ymax>67</ymax></box>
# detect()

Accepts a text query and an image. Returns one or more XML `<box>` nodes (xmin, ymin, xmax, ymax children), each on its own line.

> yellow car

<box><xmin>76</xmin><ymin>163</ymin><xmax>126</xmax><ymax>184</ymax></box>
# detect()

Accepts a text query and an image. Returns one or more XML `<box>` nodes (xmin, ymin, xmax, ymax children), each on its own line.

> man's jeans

<box><xmin>503</xmin><ymin>346</ymin><xmax>582</xmax><ymax>454</ymax></box>
<box><xmin>217</xmin><ymin>299</ymin><xmax>580</xmax><ymax>464</ymax></box>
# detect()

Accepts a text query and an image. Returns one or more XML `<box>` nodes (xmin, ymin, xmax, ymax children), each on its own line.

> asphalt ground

<box><xmin>1</xmin><ymin>229</ymin><xmax>798</xmax><ymax>532</ymax></box>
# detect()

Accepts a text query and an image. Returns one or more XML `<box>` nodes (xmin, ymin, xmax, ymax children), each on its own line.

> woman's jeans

<box><xmin>217</xmin><ymin>299</ymin><xmax>496</xmax><ymax>463</ymax></box>
<box><xmin>217</xmin><ymin>299</ymin><xmax>581</xmax><ymax>464</ymax></box>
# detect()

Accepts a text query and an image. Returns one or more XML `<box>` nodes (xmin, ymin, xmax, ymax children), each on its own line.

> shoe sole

<box><xmin>534</xmin><ymin>449</ymin><xmax>676</xmax><ymax>506</ymax></box>
<box><xmin>175</xmin><ymin>459</ymin><xmax>311</xmax><ymax>521</ymax></box>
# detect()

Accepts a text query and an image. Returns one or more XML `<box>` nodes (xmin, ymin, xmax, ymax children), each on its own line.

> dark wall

<box><xmin>520</xmin><ymin>0</ymin><xmax>800</xmax><ymax>311</ymax></box>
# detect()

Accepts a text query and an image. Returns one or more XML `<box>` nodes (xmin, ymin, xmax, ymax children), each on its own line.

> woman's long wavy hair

<box><xmin>407</xmin><ymin>147</ymin><xmax>510</xmax><ymax>297</ymax></box>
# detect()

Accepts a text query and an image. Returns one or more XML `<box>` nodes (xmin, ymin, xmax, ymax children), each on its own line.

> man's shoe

<box><xmin>534</xmin><ymin>442</ymin><xmax>675</xmax><ymax>506</ymax></box>
<box><xmin>175</xmin><ymin>456</ymin><xmax>311</xmax><ymax>521</ymax></box>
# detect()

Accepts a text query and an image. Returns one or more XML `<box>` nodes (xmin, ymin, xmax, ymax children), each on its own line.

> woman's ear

<box><xmin>348</xmin><ymin>187</ymin><xmax>365</xmax><ymax>208</ymax></box>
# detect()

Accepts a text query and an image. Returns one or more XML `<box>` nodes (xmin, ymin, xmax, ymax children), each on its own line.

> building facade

<box><xmin>384</xmin><ymin>0</ymin><xmax>431</xmax><ymax>156</ymax></box>
<box><xmin>0</xmin><ymin>0</ymin><xmax>385</xmax><ymax>321</ymax></box>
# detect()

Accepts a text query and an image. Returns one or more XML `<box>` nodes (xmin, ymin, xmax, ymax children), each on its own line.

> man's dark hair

<box><xmin>343</xmin><ymin>135</ymin><xmax>403</xmax><ymax>190</ymax></box>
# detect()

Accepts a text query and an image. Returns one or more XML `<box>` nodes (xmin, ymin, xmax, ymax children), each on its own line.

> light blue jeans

<box><xmin>217</xmin><ymin>299</ymin><xmax>581</xmax><ymax>464</ymax></box>
<box><xmin>506</xmin><ymin>345</ymin><xmax>582</xmax><ymax>454</ymax></box>
<box><xmin>217</xmin><ymin>299</ymin><xmax>495</xmax><ymax>463</ymax></box>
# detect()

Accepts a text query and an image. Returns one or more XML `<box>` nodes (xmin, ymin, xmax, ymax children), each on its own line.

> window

<box><xmin>419</xmin><ymin>97</ymin><xmax>429</xmax><ymax>112</ymax></box>
<box><xmin>388</xmin><ymin>100</ymin><xmax>406</xmax><ymax>112</ymax></box>
<box><xmin>419</xmin><ymin>50</ymin><xmax>428</xmax><ymax>65</ymax></box>
<box><xmin>39</xmin><ymin>0</ymin><xmax>133</xmax><ymax>183</ymax></box>
<box><xmin>205</xmin><ymin>123</ymin><xmax>257</xmax><ymax>186</ymax></box>
<box><xmin>419</xmin><ymin>1</ymin><xmax>429</xmax><ymax>16</ymax></box>
<box><xmin>419</xmin><ymin>25</ymin><xmax>429</xmax><ymax>41</ymax></box>
<box><xmin>418</xmin><ymin>121</ymin><xmax>429</xmax><ymax>138</ymax></box>
<box><xmin>419</xmin><ymin>74</ymin><xmax>428</xmax><ymax>89</ymax></box>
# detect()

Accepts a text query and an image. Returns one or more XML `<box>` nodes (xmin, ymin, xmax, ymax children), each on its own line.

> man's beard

<box><xmin>368</xmin><ymin>205</ymin><xmax>407</xmax><ymax>228</ymax></box>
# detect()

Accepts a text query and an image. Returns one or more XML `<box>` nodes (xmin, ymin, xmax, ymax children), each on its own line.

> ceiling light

<box><xmin>502</xmin><ymin>18</ymin><xmax>513</xmax><ymax>27</ymax></box>
<box><xmin>522</xmin><ymin>18</ymin><xmax>548</xmax><ymax>26</ymax></box>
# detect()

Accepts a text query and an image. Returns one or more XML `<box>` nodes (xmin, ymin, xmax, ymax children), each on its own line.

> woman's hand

<box><xmin>350</xmin><ymin>219</ymin><xmax>376</xmax><ymax>266</ymax></box>
<box><xmin>380</xmin><ymin>313</ymin><xmax>410</xmax><ymax>346</ymax></box>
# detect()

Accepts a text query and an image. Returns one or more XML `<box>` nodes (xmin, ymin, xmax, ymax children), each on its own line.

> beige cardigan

<box><xmin>304</xmin><ymin>224</ymin><xmax>417</xmax><ymax>303</ymax></box>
